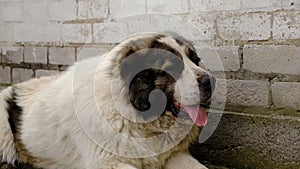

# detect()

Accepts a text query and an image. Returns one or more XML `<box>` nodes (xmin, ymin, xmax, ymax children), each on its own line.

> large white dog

<box><xmin>0</xmin><ymin>33</ymin><xmax>215</xmax><ymax>169</ymax></box>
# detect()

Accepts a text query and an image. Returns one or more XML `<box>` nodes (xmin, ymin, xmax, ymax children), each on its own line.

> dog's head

<box><xmin>117</xmin><ymin>33</ymin><xmax>215</xmax><ymax>127</ymax></box>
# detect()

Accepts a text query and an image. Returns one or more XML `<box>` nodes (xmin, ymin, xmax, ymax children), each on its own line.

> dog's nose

<box><xmin>200</xmin><ymin>75</ymin><xmax>216</xmax><ymax>92</ymax></box>
<box><xmin>197</xmin><ymin>75</ymin><xmax>216</xmax><ymax>100</ymax></box>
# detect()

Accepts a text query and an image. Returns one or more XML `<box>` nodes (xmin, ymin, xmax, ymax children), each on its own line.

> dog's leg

<box><xmin>164</xmin><ymin>151</ymin><xmax>208</xmax><ymax>169</ymax></box>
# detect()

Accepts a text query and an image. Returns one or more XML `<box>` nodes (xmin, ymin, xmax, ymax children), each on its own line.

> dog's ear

<box><xmin>119</xmin><ymin>47</ymin><xmax>148</xmax><ymax>87</ymax></box>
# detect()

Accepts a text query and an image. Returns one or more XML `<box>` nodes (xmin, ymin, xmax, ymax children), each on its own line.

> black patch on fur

<box><xmin>149</xmin><ymin>39</ymin><xmax>182</xmax><ymax>59</ymax></box>
<box><xmin>186</xmin><ymin>47</ymin><xmax>200</xmax><ymax>66</ymax></box>
<box><xmin>5</xmin><ymin>88</ymin><xmax>38</xmax><ymax>164</ymax></box>
<box><xmin>129</xmin><ymin>69</ymin><xmax>174</xmax><ymax>108</ymax></box>
<box><xmin>6</xmin><ymin>89</ymin><xmax>22</xmax><ymax>135</ymax></box>
<box><xmin>120</xmin><ymin>40</ymin><xmax>184</xmax><ymax>120</ymax></box>
<box><xmin>175</xmin><ymin>38</ymin><xmax>184</xmax><ymax>46</ymax></box>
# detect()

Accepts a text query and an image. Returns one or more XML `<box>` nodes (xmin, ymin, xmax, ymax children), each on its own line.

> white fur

<box><xmin>0</xmin><ymin>33</ymin><xmax>208</xmax><ymax>169</ymax></box>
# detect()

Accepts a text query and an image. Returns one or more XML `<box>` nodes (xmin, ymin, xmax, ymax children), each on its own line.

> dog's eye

<box><xmin>186</xmin><ymin>48</ymin><xmax>200</xmax><ymax>66</ymax></box>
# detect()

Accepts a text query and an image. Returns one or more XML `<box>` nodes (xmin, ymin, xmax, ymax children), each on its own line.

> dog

<box><xmin>0</xmin><ymin>33</ymin><xmax>215</xmax><ymax>169</ymax></box>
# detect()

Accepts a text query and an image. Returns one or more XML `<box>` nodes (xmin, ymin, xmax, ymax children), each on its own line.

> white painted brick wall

<box><xmin>273</xmin><ymin>11</ymin><xmax>300</xmax><ymax>40</ymax></box>
<box><xmin>0</xmin><ymin>24</ymin><xmax>13</xmax><ymax>42</ymax></box>
<box><xmin>240</xmin><ymin>0</ymin><xmax>282</xmax><ymax>11</ymax></box>
<box><xmin>190</xmin><ymin>0</ymin><xmax>240</xmax><ymax>12</ymax></box>
<box><xmin>184</xmin><ymin>13</ymin><xmax>216</xmax><ymax>40</ymax></box>
<box><xmin>77</xmin><ymin>46</ymin><xmax>110</xmax><ymax>61</ymax></box>
<box><xmin>93</xmin><ymin>21</ymin><xmax>128</xmax><ymax>43</ymax></box>
<box><xmin>148</xmin><ymin>0</ymin><xmax>189</xmax><ymax>13</ymax></box>
<box><xmin>1</xmin><ymin>47</ymin><xmax>23</xmax><ymax>64</ymax></box>
<box><xmin>49</xmin><ymin>47</ymin><xmax>75</xmax><ymax>65</ymax></box>
<box><xmin>243</xmin><ymin>45</ymin><xmax>300</xmax><ymax>75</ymax></box>
<box><xmin>23</xmin><ymin>1</ymin><xmax>48</xmax><ymax>23</ymax></box>
<box><xmin>0</xmin><ymin>67</ymin><xmax>11</xmax><ymax>83</ymax></box>
<box><xmin>62</xmin><ymin>24</ymin><xmax>92</xmax><ymax>43</ymax></box>
<box><xmin>222</xmin><ymin>79</ymin><xmax>270</xmax><ymax>107</ymax></box>
<box><xmin>78</xmin><ymin>0</ymin><xmax>108</xmax><ymax>19</ymax></box>
<box><xmin>48</xmin><ymin>0</ymin><xmax>77</xmax><ymax>21</ymax></box>
<box><xmin>24</xmin><ymin>47</ymin><xmax>47</xmax><ymax>64</ymax></box>
<box><xmin>217</xmin><ymin>13</ymin><xmax>271</xmax><ymax>40</ymax></box>
<box><xmin>12</xmin><ymin>23</ymin><xmax>62</xmax><ymax>42</ymax></box>
<box><xmin>108</xmin><ymin>0</ymin><xmax>146</xmax><ymax>19</ymax></box>
<box><xmin>271</xmin><ymin>82</ymin><xmax>300</xmax><ymax>110</ymax></box>
<box><xmin>282</xmin><ymin>0</ymin><xmax>300</xmax><ymax>10</ymax></box>
<box><xmin>94</xmin><ymin>14</ymin><xmax>209</xmax><ymax>43</ymax></box>
<box><xmin>196</xmin><ymin>46</ymin><xmax>240</xmax><ymax>71</ymax></box>
<box><xmin>12</xmin><ymin>68</ymin><xmax>34</xmax><ymax>83</ymax></box>
<box><xmin>212</xmin><ymin>79</ymin><xmax>270</xmax><ymax>107</ymax></box>
<box><xmin>0</xmin><ymin>1</ymin><xmax>23</xmax><ymax>22</ymax></box>
<box><xmin>35</xmin><ymin>70</ymin><xmax>60</xmax><ymax>78</ymax></box>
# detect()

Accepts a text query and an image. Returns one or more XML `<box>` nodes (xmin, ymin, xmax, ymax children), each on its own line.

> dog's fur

<box><xmin>0</xmin><ymin>33</ymin><xmax>214</xmax><ymax>169</ymax></box>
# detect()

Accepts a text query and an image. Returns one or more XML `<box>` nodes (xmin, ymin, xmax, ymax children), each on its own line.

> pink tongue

<box><xmin>181</xmin><ymin>105</ymin><xmax>207</xmax><ymax>126</ymax></box>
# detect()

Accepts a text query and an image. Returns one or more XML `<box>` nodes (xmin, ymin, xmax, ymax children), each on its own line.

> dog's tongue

<box><xmin>181</xmin><ymin>105</ymin><xmax>207</xmax><ymax>126</ymax></box>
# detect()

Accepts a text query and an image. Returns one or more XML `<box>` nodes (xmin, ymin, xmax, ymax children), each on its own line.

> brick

<box><xmin>93</xmin><ymin>22</ymin><xmax>129</xmax><ymax>43</ymax></box>
<box><xmin>183</xmin><ymin>13</ymin><xmax>216</xmax><ymax>40</ymax></box>
<box><xmin>273</xmin><ymin>11</ymin><xmax>300</xmax><ymax>40</ymax></box>
<box><xmin>196</xmin><ymin>46</ymin><xmax>240</xmax><ymax>71</ymax></box>
<box><xmin>35</xmin><ymin>70</ymin><xmax>60</xmax><ymax>78</ymax></box>
<box><xmin>148</xmin><ymin>0</ymin><xmax>188</xmax><ymax>14</ymax></box>
<box><xmin>62</xmin><ymin>24</ymin><xmax>92</xmax><ymax>43</ymax></box>
<box><xmin>217</xmin><ymin>13</ymin><xmax>271</xmax><ymax>40</ymax></box>
<box><xmin>78</xmin><ymin>0</ymin><xmax>108</xmax><ymax>19</ymax></box>
<box><xmin>108</xmin><ymin>0</ymin><xmax>146</xmax><ymax>19</ymax></box>
<box><xmin>282</xmin><ymin>0</ymin><xmax>300</xmax><ymax>9</ymax></box>
<box><xmin>0</xmin><ymin>1</ymin><xmax>23</xmax><ymax>22</ymax></box>
<box><xmin>77</xmin><ymin>47</ymin><xmax>110</xmax><ymax>61</ymax></box>
<box><xmin>127</xmin><ymin>14</ymin><xmax>205</xmax><ymax>41</ymax></box>
<box><xmin>271</xmin><ymin>82</ymin><xmax>300</xmax><ymax>110</ymax></box>
<box><xmin>94</xmin><ymin>13</ymin><xmax>210</xmax><ymax>43</ymax></box>
<box><xmin>1</xmin><ymin>47</ymin><xmax>23</xmax><ymax>64</ymax></box>
<box><xmin>0</xmin><ymin>24</ymin><xmax>13</xmax><ymax>42</ymax></box>
<box><xmin>48</xmin><ymin>0</ymin><xmax>77</xmax><ymax>21</ymax></box>
<box><xmin>24</xmin><ymin>47</ymin><xmax>47</xmax><ymax>64</ymax></box>
<box><xmin>12</xmin><ymin>68</ymin><xmax>34</xmax><ymax>83</ymax></box>
<box><xmin>213</xmin><ymin>79</ymin><xmax>270</xmax><ymax>107</ymax></box>
<box><xmin>240</xmin><ymin>0</ymin><xmax>282</xmax><ymax>11</ymax></box>
<box><xmin>243</xmin><ymin>45</ymin><xmax>300</xmax><ymax>75</ymax></box>
<box><xmin>49</xmin><ymin>47</ymin><xmax>75</xmax><ymax>65</ymax></box>
<box><xmin>0</xmin><ymin>67</ymin><xmax>11</xmax><ymax>83</ymax></box>
<box><xmin>13</xmin><ymin>23</ymin><xmax>62</xmax><ymax>42</ymax></box>
<box><xmin>23</xmin><ymin>1</ymin><xmax>48</xmax><ymax>23</ymax></box>
<box><xmin>211</xmin><ymin>78</ymin><xmax>227</xmax><ymax>104</ymax></box>
<box><xmin>190</xmin><ymin>0</ymin><xmax>240</xmax><ymax>12</ymax></box>
<box><xmin>228</xmin><ymin>80</ymin><xmax>270</xmax><ymax>107</ymax></box>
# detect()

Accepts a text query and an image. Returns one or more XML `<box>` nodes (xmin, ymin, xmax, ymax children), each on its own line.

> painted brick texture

<box><xmin>271</xmin><ymin>82</ymin><xmax>300</xmax><ymax>110</ymax></box>
<box><xmin>243</xmin><ymin>45</ymin><xmax>300</xmax><ymax>75</ymax></box>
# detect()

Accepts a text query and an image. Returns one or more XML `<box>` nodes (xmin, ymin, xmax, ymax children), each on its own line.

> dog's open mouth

<box><xmin>170</xmin><ymin>100</ymin><xmax>208</xmax><ymax>127</ymax></box>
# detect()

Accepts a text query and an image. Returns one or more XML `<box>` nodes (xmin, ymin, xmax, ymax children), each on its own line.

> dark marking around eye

<box><xmin>186</xmin><ymin>48</ymin><xmax>200</xmax><ymax>66</ymax></box>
